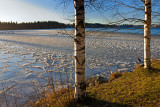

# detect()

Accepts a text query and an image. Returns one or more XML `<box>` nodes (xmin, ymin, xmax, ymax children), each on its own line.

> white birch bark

<box><xmin>74</xmin><ymin>0</ymin><xmax>86</xmax><ymax>101</ymax></box>
<box><xmin>144</xmin><ymin>0</ymin><xmax>151</xmax><ymax>68</ymax></box>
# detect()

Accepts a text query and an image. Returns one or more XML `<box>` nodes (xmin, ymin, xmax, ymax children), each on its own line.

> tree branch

<box><xmin>141</xmin><ymin>0</ymin><xmax>145</xmax><ymax>4</ymax></box>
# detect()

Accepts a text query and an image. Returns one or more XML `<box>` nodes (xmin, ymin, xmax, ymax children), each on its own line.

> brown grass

<box><xmin>109</xmin><ymin>71</ymin><xmax>123</xmax><ymax>82</ymax></box>
<box><xmin>31</xmin><ymin>88</ymin><xmax>74</xmax><ymax>107</ymax></box>
<box><xmin>31</xmin><ymin>60</ymin><xmax>160</xmax><ymax>107</ymax></box>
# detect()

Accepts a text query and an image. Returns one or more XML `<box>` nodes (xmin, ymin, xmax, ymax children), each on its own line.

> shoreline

<box><xmin>0</xmin><ymin>28</ymin><xmax>160</xmax><ymax>36</ymax></box>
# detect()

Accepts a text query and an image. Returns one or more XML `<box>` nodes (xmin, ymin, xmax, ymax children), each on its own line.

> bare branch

<box><xmin>114</xmin><ymin>0</ymin><xmax>144</xmax><ymax>11</ymax></box>
<box><xmin>141</xmin><ymin>0</ymin><xmax>145</xmax><ymax>4</ymax></box>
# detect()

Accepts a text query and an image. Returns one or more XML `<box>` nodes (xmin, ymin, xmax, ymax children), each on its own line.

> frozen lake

<box><xmin>0</xmin><ymin>29</ymin><xmax>159</xmax><ymax>105</ymax></box>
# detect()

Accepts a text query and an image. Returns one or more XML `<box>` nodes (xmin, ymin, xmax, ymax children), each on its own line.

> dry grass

<box><xmin>31</xmin><ymin>88</ymin><xmax>74</xmax><ymax>107</ymax></box>
<box><xmin>109</xmin><ymin>71</ymin><xmax>123</xmax><ymax>82</ymax></box>
<box><xmin>31</xmin><ymin>60</ymin><xmax>160</xmax><ymax>107</ymax></box>
<box><xmin>87</xmin><ymin>60</ymin><xmax>160</xmax><ymax>107</ymax></box>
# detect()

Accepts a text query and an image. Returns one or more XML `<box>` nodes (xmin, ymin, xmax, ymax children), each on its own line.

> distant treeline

<box><xmin>85</xmin><ymin>23</ymin><xmax>118</xmax><ymax>28</ymax></box>
<box><xmin>0</xmin><ymin>21</ymin><xmax>71</xmax><ymax>30</ymax></box>
<box><xmin>0</xmin><ymin>21</ymin><xmax>147</xmax><ymax>30</ymax></box>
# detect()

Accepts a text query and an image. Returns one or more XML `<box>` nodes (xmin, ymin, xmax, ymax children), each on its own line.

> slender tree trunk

<box><xmin>74</xmin><ymin>0</ymin><xmax>86</xmax><ymax>101</ymax></box>
<box><xmin>144</xmin><ymin>0</ymin><xmax>151</xmax><ymax>69</ymax></box>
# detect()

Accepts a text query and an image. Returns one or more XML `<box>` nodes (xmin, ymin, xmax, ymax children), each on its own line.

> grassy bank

<box><xmin>33</xmin><ymin>60</ymin><xmax>160</xmax><ymax>107</ymax></box>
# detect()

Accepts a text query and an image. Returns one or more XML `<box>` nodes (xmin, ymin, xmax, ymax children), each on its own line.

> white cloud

<box><xmin>0</xmin><ymin>0</ymin><xmax>66</xmax><ymax>23</ymax></box>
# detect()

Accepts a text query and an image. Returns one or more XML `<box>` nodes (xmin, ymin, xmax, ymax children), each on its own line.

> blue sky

<box><xmin>0</xmin><ymin>0</ymin><xmax>71</xmax><ymax>23</ymax></box>
<box><xmin>0</xmin><ymin>0</ymin><xmax>110</xmax><ymax>24</ymax></box>
<box><xmin>0</xmin><ymin>0</ymin><xmax>159</xmax><ymax>24</ymax></box>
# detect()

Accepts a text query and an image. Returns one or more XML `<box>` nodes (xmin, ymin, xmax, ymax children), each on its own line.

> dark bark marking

<box><xmin>75</xmin><ymin>26</ymin><xmax>78</xmax><ymax>31</ymax></box>
<box><xmin>77</xmin><ymin>5</ymin><xmax>84</xmax><ymax>11</ymax></box>
<box><xmin>74</xmin><ymin>38</ymin><xmax>81</xmax><ymax>45</ymax></box>
<box><xmin>76</xmin><ymin>33</ymin><xmax>83</xmax><ymax>38</ymax></box>
<box><xmin>144</xmin><ymin>36</ymin><xmax>150</xmax><ymax>39</ymax></box>
<box><xmin>82</xmin><ymin>51</ymin><xmax>85</xmax><ymax>54</ymax></box>
<box><xmin>81</xmin><ymin>59</ymin><xmax>85</xmax><ymax>66</ymax></box>
<box><xmin>76</xmin><ymin>13</ymin><xmax>83</xmax><ymax>16</ymax></box>
<box><xmin>77</xmin><ymin>20</ymin><xmax>85</xmax><ymax>28</ymax></box>
<box><xmin>146</xmin><ymin>2</ymin><xmax>151</xmax><ymax>6</ymax></box>
<box><xmin>76</xmin><ymin>71</ymin><xmax>84</xmax><ymax>75</ymax></box>
<box><xmin>75</xmin><ymin>56</ymin><xmax>81</xmax><ymax>65</ymax></box>
<box><xmin>76</xmin><ymin>46</ymin><xmax>85</xmax><ymax>52</ymax></box>
<box><xmin>80</xmin><ymin>81</ymin><xmax>86</xmax><ymax>92</ymax></box>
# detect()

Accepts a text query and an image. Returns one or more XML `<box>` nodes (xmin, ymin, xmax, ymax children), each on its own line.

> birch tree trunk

<box><xmin>144</xmin><ymin>0</ymin><xmax>151</xmax><ymax>68</ymax></box>
<box><xmin>74</xmin><ymin>0</ymin><xmax>86</xmax><ymax>101</ymax></box>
